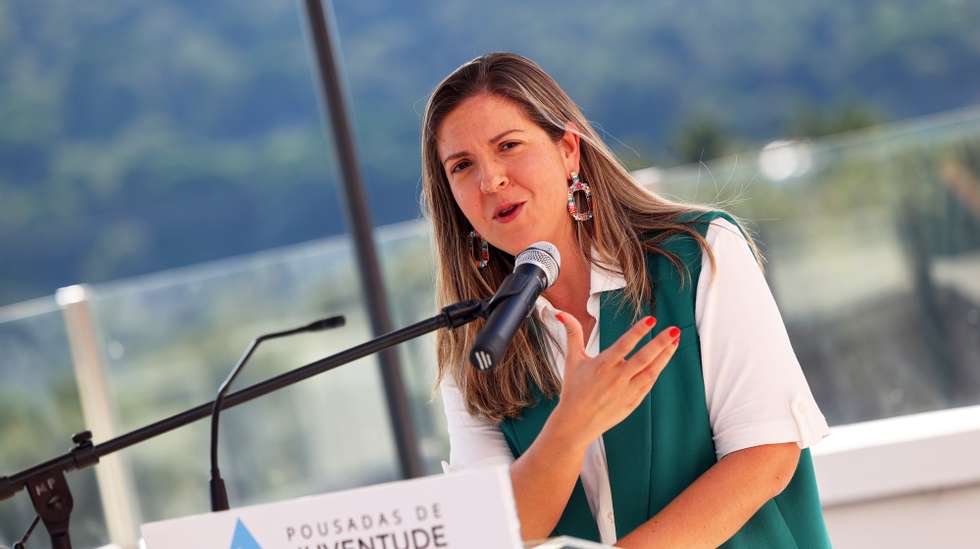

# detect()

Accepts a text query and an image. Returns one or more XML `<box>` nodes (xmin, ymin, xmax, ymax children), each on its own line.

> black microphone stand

<box><xmin>0</xmin><ymin>299</ymin><xmax>487</xmax><ymax>549</ymax></box>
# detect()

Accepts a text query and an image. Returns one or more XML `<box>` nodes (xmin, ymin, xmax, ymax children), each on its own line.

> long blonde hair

<box><xmin>421</xmin><ymin>52</ymin><xmax>761</xmax><ymax>422</ymax></box>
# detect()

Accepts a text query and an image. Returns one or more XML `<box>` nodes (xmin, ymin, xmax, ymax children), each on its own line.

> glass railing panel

<box><xmin>0</xmin><ymin>303</ymin><xmax>111</xmax><ymax>548</ymax></box>
<box><xmin>655</xmin><ymin>108</ymin><xmax>980</xmax><ymax>426</ymax></box>
<box><xmin>373</xmin><ymin>221</ymin><xmax>447</xmax><ymax>471</ymax></box>
<box><xmin>87</xmin><ymin>235</ymin><xmax>400</xmax><ymax>525</ymax></box>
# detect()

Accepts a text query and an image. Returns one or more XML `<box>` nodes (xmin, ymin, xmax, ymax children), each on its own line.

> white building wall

<box><xmin>813</xmin><ymin>405</ymin><xmax>980</xmax><ymax>548</ymax></box>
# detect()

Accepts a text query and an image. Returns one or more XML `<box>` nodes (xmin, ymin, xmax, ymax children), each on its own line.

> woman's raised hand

<box><xmin>551</xmin><ymin>312</ymin><xmax>679</xmax><ymax>448</ymax></box>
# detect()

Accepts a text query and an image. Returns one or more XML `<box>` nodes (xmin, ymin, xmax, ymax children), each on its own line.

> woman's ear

<box><xmin>559</xmin><ymin>122</ymin><xmax>581</xmax><ymax>175</ymax></box>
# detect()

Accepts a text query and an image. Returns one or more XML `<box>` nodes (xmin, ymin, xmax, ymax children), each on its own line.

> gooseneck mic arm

<box><xmin>210</xmin><ymin>315</ymin><xmax>346</xmax><ymax>512</ymax></box>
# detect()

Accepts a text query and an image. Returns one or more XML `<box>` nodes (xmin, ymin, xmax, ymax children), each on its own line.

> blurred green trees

<box><xmin>1</xmin><ymin>0</ymin><xmax>979</xmax><ymax>306</ymax></box>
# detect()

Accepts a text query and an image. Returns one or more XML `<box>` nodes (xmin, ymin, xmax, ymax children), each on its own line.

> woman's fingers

<box><xmin>628</xmin><ymin>329</ymin><xmax>680</xmax><ymax>396</ymax></box>
<box><xmin>630</xmin><ymin>350</ymin><xmax>673</xmax><ymax>401</ymax></box>
<box><xmin>554</xmin><ymin>314</ymin><xmax>681</xmax><ymax>441</ymax></box>
<box><xmin>601</xmin><ymin>316</ymin><xmax>658</xmax><ymax>365</ymax></box>
<box><xmin>553</xmin><ymin>310</ymin><xmax>586</xmax><ymax>361</ymax></box>
<box><xmin>623</xmin><ymin>325</ymin><xmax>680</xmax><ymax>376</ymax></box>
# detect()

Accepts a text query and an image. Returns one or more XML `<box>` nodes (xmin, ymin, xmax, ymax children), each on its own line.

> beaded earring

<box><xmin>567</xmin><ymin>171</ymin><xmax>594</xmax><ymax>221</ymax></box>
<box><xmin>468</xmin><ymin>230</ymin><xmax>489</xmax><ymax>269</ymax></box>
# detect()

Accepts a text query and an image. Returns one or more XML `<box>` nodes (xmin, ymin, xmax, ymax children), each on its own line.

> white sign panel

<box><xmin>141</xmin><ymin>466</ymin><xmax>522</xmax><ymax>549</ymax></box>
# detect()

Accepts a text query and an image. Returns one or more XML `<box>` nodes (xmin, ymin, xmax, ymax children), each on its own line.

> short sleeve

<box><xmin>696</xmin><ymin>218</ymin><xmax>831</xmax><ymax>460</ymax></box>
<box><xmin>439</xmin><ymin>373</ymin><xmax>515</xmax><ymax>472</ymax></box>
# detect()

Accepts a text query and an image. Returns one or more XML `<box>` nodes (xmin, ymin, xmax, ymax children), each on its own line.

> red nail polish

<box><xmin>555</xmin><ymin>313</ymin><xmax>564</xmax><ymax>322</ymax></box>
<box><xmin>645</xmin><ymin>316</ymin><xmax>656</xmax><ymax>327</ymax></box>
<box><xmin>668</xmin><ymin>327</ymin><xmax>680</xmax><ymax>338</ymax></box>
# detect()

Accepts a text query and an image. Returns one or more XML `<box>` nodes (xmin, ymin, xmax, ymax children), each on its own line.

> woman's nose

<box><xmin>479</xmin><ymin>166</ymin><xmax>508</xmax><ymax>194</ymax></box>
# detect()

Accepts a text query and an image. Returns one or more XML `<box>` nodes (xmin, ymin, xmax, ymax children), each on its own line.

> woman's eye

<box><xmin>451</xmin><ymin>160</ymin><xmax>471</xmax><ymax>174</ymax></box>
<box><xmin>501</xmin><ymin>141</ymin><xmax>520</xmax><ymax>151</ymax></box>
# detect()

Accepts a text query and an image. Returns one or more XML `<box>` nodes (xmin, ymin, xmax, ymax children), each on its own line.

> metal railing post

<box><xmin>57</xmin><ymin>284</ymin><xmax>141</xmax><ymax>548</ymax></box>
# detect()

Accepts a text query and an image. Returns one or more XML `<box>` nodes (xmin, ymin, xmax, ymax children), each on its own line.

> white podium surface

<box><xmin>141</xmin><ymin>466</ymin><xmax>522</xmax><ymax>548</ymax></box>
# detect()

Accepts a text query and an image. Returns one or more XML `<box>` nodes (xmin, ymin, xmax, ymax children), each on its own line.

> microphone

<box><xmin>470</xmin><ymin>241</ymin><xmax>560</xmax><ymax>371</ymax></box>
<box><xmin>209</xmin><ymin>315</ymin><xmax>345</xmax><ymax>512</ymax></box>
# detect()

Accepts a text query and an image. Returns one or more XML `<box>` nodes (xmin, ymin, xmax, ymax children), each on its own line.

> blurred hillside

<box><xmin>1</xmin><ymin>0</ymin><xmax>979</xmax><ymax>306</ymax></box>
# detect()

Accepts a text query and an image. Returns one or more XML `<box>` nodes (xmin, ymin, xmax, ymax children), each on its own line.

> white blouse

<box><xmin>439</xmin><ymin>217</ymin><xmax>831</xmax><ymax>545</ymax></box>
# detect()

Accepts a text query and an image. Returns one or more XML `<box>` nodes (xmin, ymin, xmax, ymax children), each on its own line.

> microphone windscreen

<box><xmin>515</xmin><ymin>241</ymin><xmax>560</xmax><ymax>288</ymax></box>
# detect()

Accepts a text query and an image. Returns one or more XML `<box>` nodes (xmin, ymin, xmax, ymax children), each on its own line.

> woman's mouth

<box><xmin>494</xmin><ymin>202</ymin><xmax>524</xmax><ymax>223</ymax></box>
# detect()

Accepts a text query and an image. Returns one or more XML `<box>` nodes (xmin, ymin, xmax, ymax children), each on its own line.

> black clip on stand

<box><xmin>0</xmin><ymin>431</ymin><xmax>98</xmax><ymax>549</ymax></box>
<box><xmin>0</xmin><ymin>298</ymin><xmax>489</xmax><ymax>548</ymax></box>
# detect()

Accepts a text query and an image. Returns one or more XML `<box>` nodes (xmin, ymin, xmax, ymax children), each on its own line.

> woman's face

<box><xmin>436</xmin><ymin>93</ymin><xmax>580</xmax><ymax>257</ymax></box>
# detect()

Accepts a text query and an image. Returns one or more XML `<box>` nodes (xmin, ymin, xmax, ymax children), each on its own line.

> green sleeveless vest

<box><xmin>499</xmin><ymin>211</ymin><xmax>831</xmax><ymax>547</ymax></box>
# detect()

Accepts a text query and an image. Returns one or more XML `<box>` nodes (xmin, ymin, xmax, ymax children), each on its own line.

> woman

<box><xmin>421</xmin><ymin>52</ymin><xmax>831</xmax><ymax>548</ymax></box>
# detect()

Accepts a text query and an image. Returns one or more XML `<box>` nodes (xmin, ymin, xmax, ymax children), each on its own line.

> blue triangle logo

<box><xmin>229</xmin><ymin>518</ymin><xmax>262</xmax><ymax>549</ymax></box>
